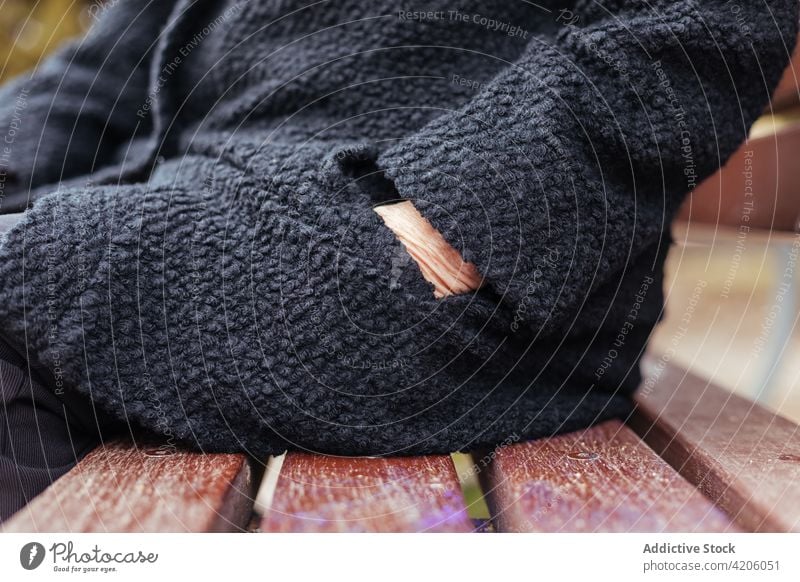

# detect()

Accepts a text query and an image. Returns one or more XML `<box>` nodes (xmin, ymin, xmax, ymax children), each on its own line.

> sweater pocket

<box><xmin>323</xmin><ymin>142</ymin><xmax>485</xmax><ymax>299</ymax></box>
<box><xmin>320</xmin><ymin>141</ymin><xmax>402</xmax><ymax>205</ymax></box>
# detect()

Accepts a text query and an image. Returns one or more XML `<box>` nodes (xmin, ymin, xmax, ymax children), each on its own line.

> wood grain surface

<box><xmin>258</xmin><ymin>452</ymin><xmax>473</xmax><ymax>532</ymax></box>
<box><xmin>632</xmin><ymin>361</ymin><xmax>800</xmax><ymax>532</ymax></box>
<box><xmin>482</xmin><ymin>420</ymin><xmax>737</xmax><ymax>532</ymax></box>
<box><xmin>2</xmin><ymin>441</ymin><xmax>253</xmax><ymax>532</ymax></box>
<box><xmin>770</xmin><ymin>39</ymin><xmax>800</xmax><ymax>111</ymax></box>
<box><xmin>677</xmin><ymin>118</ymin><xmax>800</xmax><ymax>231</ymax></box>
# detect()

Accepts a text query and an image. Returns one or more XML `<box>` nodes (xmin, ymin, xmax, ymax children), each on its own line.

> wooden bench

<box><xmin>4</xmin><ymin>358</ymin><xmax>798</xmax><ymax>533</ymax></box>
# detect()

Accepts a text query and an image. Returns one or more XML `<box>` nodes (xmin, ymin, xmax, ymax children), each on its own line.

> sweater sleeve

<box><xmin>0</xmin><ymin>0</ymin><xmax>177</xmax><ymax>210</ymax></box>
<box><xmin>374</xmin><ymin>0</ymin><xmax>798</xmax><ymax>335</ymax></box>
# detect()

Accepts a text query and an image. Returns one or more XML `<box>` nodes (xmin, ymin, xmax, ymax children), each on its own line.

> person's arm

<box><xmin>0</xmin><ymin>1</ymin><xmax>795</xmax><ymax>458</ymax></box>
<box><xmin>364</xmin><ymin>0</ymin><xmax>798</xmax><ymax>334</ymax></box>
<box><xmin>0</xmin><ymin>0</ymin><xmax>177</xmax><ymax>212</ymax></box>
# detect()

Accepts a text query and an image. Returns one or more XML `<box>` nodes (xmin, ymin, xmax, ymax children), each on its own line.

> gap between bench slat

<box><xmin>631</xmin><ymin>360</ymin><xmax>800</xmax><ymax>532</ymax></box>
<box><xmin>481</xmin><ymin>419</ymin><xmax>737</xmax><ymax>532</ymax></box>
<box><xmin>1</xmin><ymin>441</ymin><xmax>254</xmax><ymax>533</ymax></box>
<box><xmin>257</xmin><ymin>452</ymin><xmax>473</xmax><ymax>532</ymax></box>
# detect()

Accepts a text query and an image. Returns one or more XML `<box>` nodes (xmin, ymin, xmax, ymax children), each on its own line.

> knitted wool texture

<box><xmin>0</xmin><ymin>0</ymin><xmax>796</xmax><ymax>456</ymax></box>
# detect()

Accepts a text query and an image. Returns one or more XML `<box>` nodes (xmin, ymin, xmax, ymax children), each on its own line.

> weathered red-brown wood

<box><xmin>258</xmin><ymin>452</ymin><xmax>473</xmax><ymax>532</ymax></box>
<box><xmin>1</xmin><ymin>441</ymin><xmax>253</xmax><ymax>532</ymax></box>
<box><xmin>631</xmin><ymin>361</ymin><xmax>800</xmax><ymax>532</ymax></box>
<box><xmin>770</xmin><ymin>39</ymin><xmax>800</xmax><ymax>110</ymax></box>
<box><xmin>678</xmin><ymin>120</ymin><xmax>800</xmax><ymax>231</ymax></box>
<box><xmin>482</xmin><ymin>420</ymin><xmax>737</xmax><ymax>532</ymax></box>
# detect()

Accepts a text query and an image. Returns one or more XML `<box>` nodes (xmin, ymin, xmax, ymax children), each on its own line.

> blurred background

<box><xmin>3</xmin><ymin>1</ymin><xmax>800</xmax><ymax>424</ymax></box>
<box><xmin>652</xmin><ymin>49</ymin><xmax>800</xmax><ymax>424</ymax></box>
<box><xmin>1</xmin><ymin>0</ymin><xmax>89</xmax><ymax>83</ymax></box>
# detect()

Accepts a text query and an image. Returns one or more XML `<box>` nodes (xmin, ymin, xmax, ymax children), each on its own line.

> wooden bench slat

<box><xmin>257</xmin><ymin>452</ymin><xmax>473</xmax><ymax>532</ymax></box>
<box><xmin>1</xmin><ymin>441</ymin><xmax>253</xmax><ymax>533</ymax></box>
<box><xmin>769</xmin><ymin>39</ymin><xmax>800</xmax><ymax>110</ymax></box>
<box><xmin>631</xmin><ymin>361</ymin><xmax>800</xmax><ymax>532</ymax></box>
<box><xmin>482</xmin><ymin>419</ymin><xmax>737</xmax><ymax>532</ymax></box>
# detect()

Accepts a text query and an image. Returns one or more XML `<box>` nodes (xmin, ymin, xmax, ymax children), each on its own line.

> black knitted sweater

<box><xmin>0</xmin><ymin>0</ymin><xmax>795</xmax><ymax>456</ymax></box>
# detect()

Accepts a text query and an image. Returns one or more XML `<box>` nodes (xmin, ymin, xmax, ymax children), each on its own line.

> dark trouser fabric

<box><xmin>0</xmin><ymin>335</ymin><xmax>101</xmax><ymax>523</ymax></box>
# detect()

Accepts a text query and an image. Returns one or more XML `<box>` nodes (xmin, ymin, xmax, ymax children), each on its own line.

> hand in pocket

<box><xmin>374</xmin><ymin>201</ymin><xmax>483</xmax><ymax>299</ymax></box>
